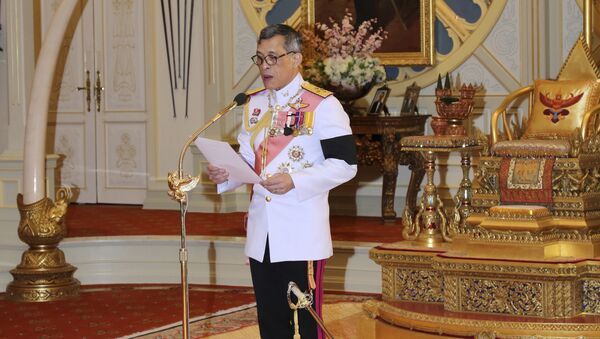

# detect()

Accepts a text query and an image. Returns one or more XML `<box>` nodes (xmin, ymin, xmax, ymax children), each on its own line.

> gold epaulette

<box><xmin>245</xmin><ymin>86</ymin><xmax>266</xmax><ymax>96</ymax></box>
<box><xmin>301</xmin><ymin>82</ymin><xmax>332</xmax><ymax>98</ymax></box>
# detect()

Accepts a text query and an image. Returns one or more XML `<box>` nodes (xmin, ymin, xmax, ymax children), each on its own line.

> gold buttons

<box><xmin>265</xmin><ymin>196</ymin><xmax>272</xmax><ymax>202</ymax></box>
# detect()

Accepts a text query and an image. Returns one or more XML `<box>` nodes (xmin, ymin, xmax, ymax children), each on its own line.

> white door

<box><xmin>44</xmin><ymin>0</ymin><xmax>148</xmax><ymax>204</ymax></box>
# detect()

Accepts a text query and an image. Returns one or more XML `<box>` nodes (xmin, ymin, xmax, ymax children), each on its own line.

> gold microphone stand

<box><xmin>167</xmin><ymin>93</ymin><xmax>248</xmax><ymax>338</ymax></box>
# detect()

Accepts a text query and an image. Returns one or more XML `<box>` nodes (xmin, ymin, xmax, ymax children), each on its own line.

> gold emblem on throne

<box><xmin>539</xmin><ymin>91</ymin><xmax>583</xmax><ymax>123</ymax></box>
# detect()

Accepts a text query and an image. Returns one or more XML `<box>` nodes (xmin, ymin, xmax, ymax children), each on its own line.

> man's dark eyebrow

<box><xmin>256</xmin><ymin>49</ymin><xmax>279</xmax><ymax>56</ymax></box>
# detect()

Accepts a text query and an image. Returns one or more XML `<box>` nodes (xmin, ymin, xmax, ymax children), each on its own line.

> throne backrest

<box><xmin>519</xmin><ymin>34</ymin><xmax>600</xmax><ymax>140</ymax></box>
<box><xmin>522</xmin><ymin>79</ymin><xmax>600</xmax><ymax>140</ymax></box>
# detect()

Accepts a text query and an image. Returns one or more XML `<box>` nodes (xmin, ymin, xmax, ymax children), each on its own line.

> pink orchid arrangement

<box><xmin>302</xmin><ymin>9</ymin><xmax>387</xmax><ymax>88</ymax></box>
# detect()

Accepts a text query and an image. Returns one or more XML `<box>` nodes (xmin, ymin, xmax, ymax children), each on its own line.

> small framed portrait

<box><xmin>368</xmin><ymin>85</ymin><xmax>391</xmax><ymax>116</ymax></box>
<box><xmin>400</xmin><ymin>82</ymin><xmax>421</xmax><ymax>116</ymax></box>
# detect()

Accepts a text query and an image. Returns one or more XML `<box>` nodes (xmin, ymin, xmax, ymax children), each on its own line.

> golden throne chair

<box><xmin>468</xmin><ymin>36</ymin><xmax>600</xmax><ymax>244</ymax></box>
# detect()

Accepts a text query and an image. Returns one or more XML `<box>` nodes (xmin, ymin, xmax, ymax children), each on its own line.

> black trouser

<box><xmin>249</xmin><ymin>239</ymin><xmax>320</xmax><ymax>339</ymax></box>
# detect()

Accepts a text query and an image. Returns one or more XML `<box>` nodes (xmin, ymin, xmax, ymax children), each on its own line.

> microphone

<box><xmin>213</xmin><ymin>92</ymin><xmax>250</xmax><ymax>120</ymax></box>
<box><xmin>233</xmin><ymin>92</ymin><xmax>250</xmax><ymax>106</ymax></box>
<box><xmin>177</xmin><ymin>93</ymin><xmax>249</xmax><ymax>174</ymax></box>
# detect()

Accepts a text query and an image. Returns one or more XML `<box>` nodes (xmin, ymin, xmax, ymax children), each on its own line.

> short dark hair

<box><xmin>258</xmin><ymin>24</ymin><xmax>302</xmax><ymax>53</ymax></box>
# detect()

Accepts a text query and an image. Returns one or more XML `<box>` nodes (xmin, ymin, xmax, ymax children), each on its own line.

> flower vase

<box><xmin>325</xmin><ymin>81</ymin><xmax>375</xmax><ymax>116</ymax></box>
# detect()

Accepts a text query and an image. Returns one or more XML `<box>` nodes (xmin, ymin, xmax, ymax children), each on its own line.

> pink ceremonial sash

<box><xmin>253</xmin><ymin>90</ymin><xmax>324</xmax><ymax>175</ymax></box>
<box><xmin>254</xmin><ymin>134</ymin><xmax>293</xmax><ymax>175</ymax></box>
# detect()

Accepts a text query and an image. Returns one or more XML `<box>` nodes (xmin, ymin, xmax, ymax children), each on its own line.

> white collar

<box><xmin>271</xmin><ymin>74</ymin><xmax>303</xmax><ymax>104</ymax></box>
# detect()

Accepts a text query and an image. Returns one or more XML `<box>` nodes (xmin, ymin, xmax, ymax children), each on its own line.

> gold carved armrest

<box><xmin>581</xmin><ymin>103</ymin><xmax>600</xmax><ymax>139</ymax></box>
<box><xmin>491</xmin><ymin>85</ymin><xmax>534</xmax><ymax>144</ymax></box>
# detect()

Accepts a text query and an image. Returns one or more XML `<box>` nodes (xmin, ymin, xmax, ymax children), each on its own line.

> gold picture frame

<box><xmin>303</xmin><ymin>0</ymin><xmax>435</xmax><ymax>66</ymax></box>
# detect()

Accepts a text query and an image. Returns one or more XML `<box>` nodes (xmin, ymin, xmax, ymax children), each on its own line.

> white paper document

<box><xmin>194</xmin><ymin>137</ymin><xmax>261</xmax><ymax>184</ymax></box>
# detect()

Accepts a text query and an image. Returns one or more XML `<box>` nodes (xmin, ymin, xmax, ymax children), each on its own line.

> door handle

<box><xmin>95</xmin><ymin>70</ymin><xmax>104</xmax><ymax>112</ymax></box>
<box><xmin>77</xmin><ymin>70</ymin><xmax>91</xmax><ymax>112</ymax></box>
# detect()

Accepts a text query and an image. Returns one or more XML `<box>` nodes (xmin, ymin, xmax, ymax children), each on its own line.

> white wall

<box><xmin>0</xmin><ymin>0</ymin><xmax>35</xmax><ymax>156</ymax></box>
<box><xmin>0</xmin><ymin>0</ymin><xmax>7</xmax><ymax>154</ymax></box>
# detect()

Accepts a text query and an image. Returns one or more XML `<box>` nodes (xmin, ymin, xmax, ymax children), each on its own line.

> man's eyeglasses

<box><xmin>251</xmin><ymin>51</ymin><xmax>296</xmax><ymax>66</ymax></box>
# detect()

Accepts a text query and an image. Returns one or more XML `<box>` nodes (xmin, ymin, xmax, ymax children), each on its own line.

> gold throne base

<box><xmin>461</xmin><ymin>205</ymin><xmax>600</xmax><ymax>260</ymax></box>
<box><xmin>368</xmin><ymin>229</ymin><xmax>600</xmax><ymax>338</ymax></box>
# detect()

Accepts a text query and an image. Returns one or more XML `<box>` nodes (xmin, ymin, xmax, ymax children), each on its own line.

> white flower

<box><xmin>312</xmin><ymin>55</ymin><xmax>385</xmax><ymax>88</ymax></box>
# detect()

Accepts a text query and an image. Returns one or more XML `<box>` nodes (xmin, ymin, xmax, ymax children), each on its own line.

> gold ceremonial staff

<box><xmin>167</xmin><ymin>93</ymin><xmax>249</xmax><ymax>339</ymax></box>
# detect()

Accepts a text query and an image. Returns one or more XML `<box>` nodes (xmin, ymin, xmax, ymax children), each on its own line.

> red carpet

<box><xmin>0</xmin><ymin>284</ymin><xmax>377</xmax><ymax>338</ymax></box>
<box><xmin>65</xmin><ymin>204</ymin><xmax>404</xmax><ymax>243</ymax></box>
<box><xmin>0</xmin><ymin>284</ymin><xmax>256</xmax><ymax>338</ymax></box>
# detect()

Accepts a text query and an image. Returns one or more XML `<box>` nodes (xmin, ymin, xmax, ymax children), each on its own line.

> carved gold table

<box><xmin>400</xmin><ymin>135</ymin><xmax>481</xmax><ymax>246</ymax></box>
<box><xmin>350</xmin><ymin>115</ymin><xmax>430</xmax><ymax>223</ymax></box>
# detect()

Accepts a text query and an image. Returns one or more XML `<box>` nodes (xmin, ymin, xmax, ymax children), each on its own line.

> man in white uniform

<box><xmin>207</xmin><ymin>24</ymin><xmax>357</xmax><ymax>339</ymax></box>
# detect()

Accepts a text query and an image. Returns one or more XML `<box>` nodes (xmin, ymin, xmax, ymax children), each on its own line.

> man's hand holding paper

<box><xmin>194</xmin><ymin>137</ymin><xmax>261</xmax><ymax>184</ymax></box>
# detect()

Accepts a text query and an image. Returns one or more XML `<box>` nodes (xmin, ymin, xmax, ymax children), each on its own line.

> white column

<box><xmin>22</xmin><ymin>0</ymin><xmax>78</xmax><ymax>204</ymax></box>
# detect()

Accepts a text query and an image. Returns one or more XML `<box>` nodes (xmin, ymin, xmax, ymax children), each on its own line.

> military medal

<box><xmin>250</xmin><ymin>108</ymin><xmax>261</xmax><ymax>124</ymax></box>
<box><xmin>288</xmin><ymin>145</ymin><xmax>304</xmax><ymax>162</ymax></box>
<box><xmin>278</xmin><ymin>162</ymin><xmax>292</xmax><ymax>174</ymax></box>
<box><xmin>288</xmin><ymin>98</ymin><xmax>309</xmax><ymax>111</ymax></box>
<box><xmin>283</xmin><ymin>111</ymin><xmax>296</xmax><ymax>136</ymax></box>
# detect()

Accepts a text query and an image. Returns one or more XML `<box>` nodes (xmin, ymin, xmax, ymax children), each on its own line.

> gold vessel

<box><xmin>6</xmin><ymin>188</ymin><xmax>80</xmax><ymax>302</ymax></box>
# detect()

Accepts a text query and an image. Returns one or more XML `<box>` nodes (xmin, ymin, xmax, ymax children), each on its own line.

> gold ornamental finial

<box><xmin>167</xmin><ymin>171</ymin><xmax>200</xmax><ymax>203</ymax></box>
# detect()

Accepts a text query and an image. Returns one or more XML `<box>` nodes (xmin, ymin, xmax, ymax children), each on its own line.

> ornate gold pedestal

<box><xmin>368</xmin><ymin>241</ymin><xmax>600</xmax><ymax>337</ymax></box>
<box><xmin>6</xmin><ymin>189</ymin><xmax>80</xmax><ymax>302</ymax></box>
<box><xmin>400</xmin><ymin>135</ymin><xmax>482</xmax><ymax>247</ymax></box>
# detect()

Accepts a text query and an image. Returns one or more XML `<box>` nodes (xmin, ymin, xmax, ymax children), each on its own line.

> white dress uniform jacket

<box><xmin>218</xmin><ymin>74</ymin><xmax>357</xmax><ymax>262</ymax></box>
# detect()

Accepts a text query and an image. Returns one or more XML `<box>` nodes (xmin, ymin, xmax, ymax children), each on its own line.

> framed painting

<box><xmin>303</xmin><ymin>0</ymin><xmax>434</xmax><ymax>65</ymax></box>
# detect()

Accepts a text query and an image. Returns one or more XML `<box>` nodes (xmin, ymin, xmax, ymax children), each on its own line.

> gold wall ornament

<box><xmin>7</xmin><ymin>187</ymin><xmax>80</xmax><ymax>302</ymax></box>
<box><xmin>239</xmin><ymin>0</ymin><xmax>303</xmax><ymax>35</ymax></box>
